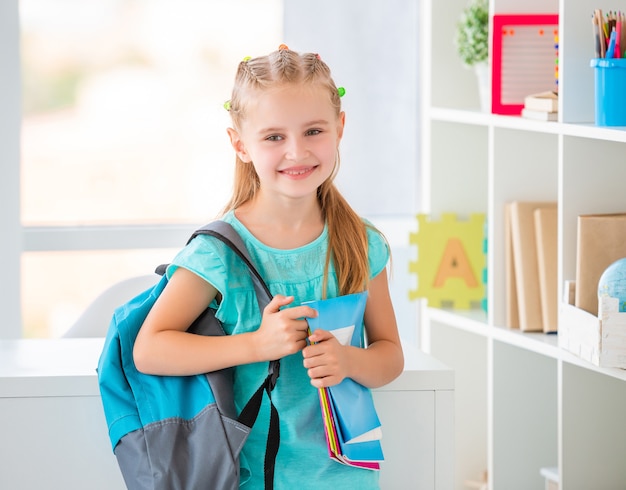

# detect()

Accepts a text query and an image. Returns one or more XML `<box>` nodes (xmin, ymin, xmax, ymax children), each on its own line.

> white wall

<box><xmin>283</xmin><ymin>0</ymin><xmax>422</xmax><ymax>344</ymax></box>
<box><xmin>283</xmin><ymin>0</ymin><xmax>421</xmax><ymax>216</ymax></box>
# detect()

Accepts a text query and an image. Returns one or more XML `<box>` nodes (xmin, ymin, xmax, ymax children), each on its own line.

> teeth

<box><xmin>283</xmin><ymin>168</ymin><xmax>309</xmax><ymax>175</ymax></box>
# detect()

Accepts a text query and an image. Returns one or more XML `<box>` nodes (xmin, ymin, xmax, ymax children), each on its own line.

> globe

<box><xmin>598</xmin><ymin>257</ymin><xmax>626</xmax><ymax>312</ymax></box>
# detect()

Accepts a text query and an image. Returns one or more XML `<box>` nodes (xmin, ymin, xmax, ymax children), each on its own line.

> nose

<box><xmin>285</xmin><ymin>136</ymin><xmax>309</xmax><ymax>162</ymax></box>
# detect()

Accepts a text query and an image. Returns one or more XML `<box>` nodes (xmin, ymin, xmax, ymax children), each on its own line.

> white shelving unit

<box><xmin>420</xmin><ymin>0</ymin><xmax>626</xmax><ymax>489</ymax></box>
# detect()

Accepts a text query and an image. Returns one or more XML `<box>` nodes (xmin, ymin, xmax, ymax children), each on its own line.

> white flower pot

<box><xmin>473</xmin><ymin>62</ymin><xmax>491</xmax><ymax>113</ymax></box>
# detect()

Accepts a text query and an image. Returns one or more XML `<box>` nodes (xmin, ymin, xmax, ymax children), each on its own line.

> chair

<box><xmin>63</xmin><ymin>274</ymin><xmax>159</xmax><ymax>338</ymax></box>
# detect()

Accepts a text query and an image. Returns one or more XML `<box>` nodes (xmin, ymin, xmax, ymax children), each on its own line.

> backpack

<box><xmin>97</xmin><ymin>220</ymin><xmax>280</xmax><ymax>490</ymax></box>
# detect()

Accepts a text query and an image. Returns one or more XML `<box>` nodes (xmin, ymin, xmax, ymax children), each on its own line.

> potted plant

<box><xmin>455</xmin><ymin>0</ymin><xmax>490</xmax><ymax>111</ymax></box>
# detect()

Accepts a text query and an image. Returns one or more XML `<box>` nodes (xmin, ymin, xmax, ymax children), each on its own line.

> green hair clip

<box><xmin>223</xmin><ymin>100</ymin><xmax>231</xmax><ymax>111</ymax></box>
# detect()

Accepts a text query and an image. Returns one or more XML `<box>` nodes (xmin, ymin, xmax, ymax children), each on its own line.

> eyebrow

<box><xmin>258</xmin><ymin>119</ymin><xmax>331</xmax><ymax>134</ymax></box>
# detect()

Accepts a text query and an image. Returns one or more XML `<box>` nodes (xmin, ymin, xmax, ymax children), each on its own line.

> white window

<box><xmin>18</xmin><ymin>0</ymin><xmax>283</xmax><ymax>337</ymax></box>
<box><xmin>3</xmin><ymin>0</ymin><xmax>419</xmax><ymax>343</ymax></box>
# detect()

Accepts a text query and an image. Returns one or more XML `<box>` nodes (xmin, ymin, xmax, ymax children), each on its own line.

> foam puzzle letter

<box><xmin>433</xmin><ymin>238</ymin><xmax>479</xmax><ymax>288</ymax></box>
<box><xmin>409</xmin><ymin>213</ymin><xmax>486</xmax><ymax>309</ymax></box>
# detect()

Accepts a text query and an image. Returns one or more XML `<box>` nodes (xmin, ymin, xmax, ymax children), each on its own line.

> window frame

<box><xmin>1</xmin><ymin>4</ymin><xmax>203</xmax><ymax>338</ymax></box>
<box><xmin>2</xmin><ymin>1</ymin><xmax>23</xmax><ymax>338</ymax></box>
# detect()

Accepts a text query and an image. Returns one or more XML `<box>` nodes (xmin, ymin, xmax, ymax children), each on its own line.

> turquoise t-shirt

<box><xmin>168</xmin><ymin>211</ymin><xmax>390</xmax><ymax>490</ymax></box>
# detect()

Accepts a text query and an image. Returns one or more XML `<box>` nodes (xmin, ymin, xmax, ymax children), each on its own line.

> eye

<box><xmin>305</xmin><ymin>129</ymin><xmax>322</xmax><ymax>136</ymax></box>
<box><xmin>265</xmin><ymin>134</ymin><xmax>283</xmax><ymax>142</ymax></box>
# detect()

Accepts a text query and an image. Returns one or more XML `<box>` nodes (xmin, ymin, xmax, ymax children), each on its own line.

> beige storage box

<box><xmin>560</xmin><ymin>297</ymin><xmax>626</xmax><ymax>369</ymax></box>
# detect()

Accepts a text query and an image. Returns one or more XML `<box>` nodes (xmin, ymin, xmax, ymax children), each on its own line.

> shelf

<box><xmin>422</xmin><ymin>0</ymin><xmax>626</xmax><ymax>487</ymax></box>
<box><xmin>427</xmin><ymin>306</ymin><xmax>626</xmax><ymax>383</ymax></box>
<box><xmin>427</xmin><ymin>307</ymin><xmax>559</xmax><ymax>356</ymax></box>
<box><xmin>560</xmin><ymin>348</ymin><xmax>626</xmax><ymax>383</ymax></box>
<box><xmin>426</xmin><ymin>307</ymin><xmax>488</xmax><ymax>334</ymax></box>
<box><xmin>429</xmin><ymin>107</ymin><xmax>626</xmax><ymax>142</ymax></box>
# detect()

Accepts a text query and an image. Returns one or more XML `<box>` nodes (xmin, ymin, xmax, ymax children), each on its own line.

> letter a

<box><xmin>432</xmin><ymin>238</ymin><xmax>478</xmax><ymax>288</ymax></box>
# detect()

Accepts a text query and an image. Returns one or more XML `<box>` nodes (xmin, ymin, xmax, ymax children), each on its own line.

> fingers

<box><xmin>264</xmin><ymin>294</ymin><xmax>295</xmax><ymax>313</ymax></box>
<box><xmin>302</xmin><ymin>330</ymin><xmax>334</xmax><ymax>359</ymax></box>
<box><xmin>263</xmin><ymin>296</ymin><xmax>308</xmax><ymax>330</ymax></box>
<box><xmin>304</xmin><ymin>356</ymin><xmax>344</xmax><ymax>388</ymax></box>
<box><xmin>307</xmin><ymin>328</ymin><xmax>333</xmax><ymax>344</ymax></box>
<box><xmin>256</xmin><ymin>296</ymin><xmax>318</xmax><ymax>360</ymax></box>
<box><xmin>302</xmin><ymin>331</ymin><xmax>347</xmax><ymax>387</ymax></box>
<box><xmin>263</xmin><ymin>295</ymin><xmax>318</xmax><ymax>320</ymax></box>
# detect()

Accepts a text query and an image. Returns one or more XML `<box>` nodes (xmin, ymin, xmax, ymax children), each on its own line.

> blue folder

<box><xmin>305</xmin><ymin>292</ymin><xmax>383</xmax><ymax>456</ymax></box>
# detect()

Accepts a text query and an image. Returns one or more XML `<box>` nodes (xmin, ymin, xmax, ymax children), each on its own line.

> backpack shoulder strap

<box><xmin>190</xmin><ymin>220</ymin><xmax>272</xmax><ymax>309</ymax></box>
<box><xmin>188</xmin><ymin>220</ymin><xmax>278</xmax><ymax>382</ymax></box>
<box><xmin>191</xmin><ymin>221</ymin><xmax>281</xmax><ymax>488</ymax></box>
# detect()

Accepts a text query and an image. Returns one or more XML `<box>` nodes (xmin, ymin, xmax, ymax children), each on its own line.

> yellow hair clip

<box><xmin>223</xmin><ymin>100</ymin><xmax>231</xmax><ymax>111</ymax></box>
<box><xmin>242</xmin><ymin>56</ymin><xmax>251</xmax><ymax>62</ymax></box>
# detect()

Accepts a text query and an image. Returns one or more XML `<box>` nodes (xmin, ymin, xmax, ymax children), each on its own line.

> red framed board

<box><xmin>492</xmin><ymin>14</ymin><xmax>559</xmax><ymax>115</ymax></box>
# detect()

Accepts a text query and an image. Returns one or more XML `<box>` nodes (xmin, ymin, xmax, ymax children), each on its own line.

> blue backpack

<box><xmin>97</xmin><ymin>220</ymin><xmax>280</xmax><ymax>490</ymax></box>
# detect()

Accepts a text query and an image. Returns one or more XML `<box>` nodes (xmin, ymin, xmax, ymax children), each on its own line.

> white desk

<box><xmin>0</xmin><ymin>339</ymin><xmax>453</xmax><ymax>489</ymax></box>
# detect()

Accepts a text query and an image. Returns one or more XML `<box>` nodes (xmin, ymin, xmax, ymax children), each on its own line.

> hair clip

<box><xmin>223</xmin><ymin>100</ymin><xmax>231</xmax><ymax>111</ymax></box>
<box><xmin>278</xmin><ymin>44</ymin><xmax>289</xmax><ymax>50</ymax></box>
<box><xmin>337</xmin><ymin>87</ymin><xmax>346</xmax><ymax>98</ymax></box>
<box><xmin>242</xmin><ymin>56</ymin><xmax>251</xmax><ymax>62</ymax></box>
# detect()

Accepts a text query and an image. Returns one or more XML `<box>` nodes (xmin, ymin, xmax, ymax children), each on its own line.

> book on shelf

<box><xmin>534</xmin><ymin>206</ymin><xmax>558</xmax><ymax>332</ymax></box>
<box><xmin>575</xmin><ymin>213</ymin><xmax>626</xmax><ymax>316</ymax></box>
<box><xmin>524</xmin><ymin>91</ymin><xmax>558</xmax><ymax>112</ymax></box>
<box><xmin>304</xmin><ymin>291</ymin><xmax>383</xmax><ymax>470</ymax></box>
<box><xmin>504</xmin><ymin>202</ymin><xmax>520</xmax><ymax>329</ymax></box>
<box><xmin>521</xmin><ymin>108</ymin><xmax>558</xmax><ymax>121</ymax></box>
<box><xmin>507</xmin><ymin>201</ymin><xmax>557</xmax><ymax>332</ymax></box>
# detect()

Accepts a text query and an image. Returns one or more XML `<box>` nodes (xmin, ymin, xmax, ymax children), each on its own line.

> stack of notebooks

<box><xmin>521</xmin><ymin>91</ymin><xmax>558</xmax><ymax>121</ymax></box>
<box><xmin>505</xmin><ymin>201</ymin><xmax>558</xmax><ymax>332</ymax></box>
<box><xmin>305</xmin><ymin>292</ymin><xmax>384</xmax><ymax>470</ymax></box>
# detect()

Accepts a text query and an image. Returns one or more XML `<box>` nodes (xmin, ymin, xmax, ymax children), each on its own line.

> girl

<box><xmin>134</xmin><ymin>46</ymin><xmax>404</xmax><ymax>489</ymax></box>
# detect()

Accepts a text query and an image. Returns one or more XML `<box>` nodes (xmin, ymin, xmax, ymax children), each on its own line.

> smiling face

<box><xmin>228</xmin><ymin>83</ymin><xmax>345</xmax><ymax>204</ymax></box>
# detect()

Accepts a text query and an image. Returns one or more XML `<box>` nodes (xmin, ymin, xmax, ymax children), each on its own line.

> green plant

<box><xmin>455</xmin><ymin>0</ymin><xmax>489</xmax><ymax>67</ymax></box>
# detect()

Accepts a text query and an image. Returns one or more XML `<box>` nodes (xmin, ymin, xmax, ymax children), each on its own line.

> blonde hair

<box><xmin>222</xmin><ymin>48</ymin><xmax>373</xmax><ymax>297</ymax></box>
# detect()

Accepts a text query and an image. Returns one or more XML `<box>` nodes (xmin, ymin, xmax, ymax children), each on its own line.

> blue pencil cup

<box><xmin>590</xmin><ymin>58</ymin><xmax>626</xmax><ymax>126</ymax></box>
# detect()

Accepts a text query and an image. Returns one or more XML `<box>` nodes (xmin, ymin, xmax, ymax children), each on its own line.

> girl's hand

<box><xmin>302</xmin><ymin>329</ymin><xmax>348</xmax><ymax>388</ymax></box>
<box><xmin>254</xmin><ymin>295</ymin><xmax>317</xmax><ymax>361</ymax></box>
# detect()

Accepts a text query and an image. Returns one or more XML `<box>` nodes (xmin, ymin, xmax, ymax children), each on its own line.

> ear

<box><xmin>227</xmin><ymin>127</ymin><xmax>252</xmax><ymax>163</ymax></box>
<box><xmin>336</xmin><ymin>111</ymin><xmax>346</xmax><ymax>141</ymax></box>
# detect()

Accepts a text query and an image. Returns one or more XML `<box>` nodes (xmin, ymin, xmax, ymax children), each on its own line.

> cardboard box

<box><xmin>575</xmin><ymin>213</ymin><xmax>626</xmax><ymax>316</ymax></box>
<box><xmin>560</xmin><ymin>298</ymin><xmax>626</xmax><ymax>369</ymax></box>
